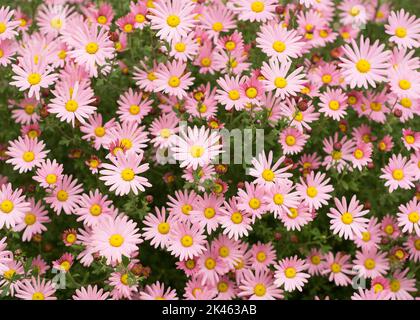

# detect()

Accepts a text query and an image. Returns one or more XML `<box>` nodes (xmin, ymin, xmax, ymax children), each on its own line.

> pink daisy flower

<box><xmin>219</xmin><ymin>198</ymin><xmax>253</xmax><ymax>241</ymax></box>
<box><xmin>339</xmin><ymin>36</ymin><xmax>391</xmax><ymax>89</ymax></box>
<box><xmin>171</xmin><ymin>126</ymin><xmax>222</xmax><ymax>170</ymax></box>
<box><xmin>74</xmin><ymin>189</ymin><xmax>115</xmax><ymax>227</ymax></box>
<box><xmin>199</xmin><ymin>4</ymin><xmax>236</xmax><ymax>41</ymax></box>
<box><xmin>80</xmin><ymin>113</ymin><xmax>116</xmax><ymax>150</ymax></box>
<box><xmin>15</xmin><ymin>277</ymin><xmax>56</xmax><ymax>300</ymax></box>
<box><xmin>116</xmin><ymin>88</ymin><xmax>152</xmax><ymax>124</ymax></box>
<box><xmin>353</xmin><ymin>248</ymin><xmax>390</xmax><ymax>279</ymax></box>
<box><xmin>169</xmin><ymin>33</ymin><xmax>199</xmax><ymax>62</ymax></box>
<box><xmin>321</xmin><ymin>252</ymin><xmax>353</xmax><ymax>286</ymax></box>
<box><xmin>99</xmin><ymin>151</ymin><xmax>151</xmax><ymax>196</ymax></box>
<box><xmin>0</xmin><ymin>39</ymin><xmax>17</xmax><ymax>67</ymax></box>
<box><xmin>232</xmin><ymin>0</ymin><xmax>277</xmax><ymax>23</ymax></box>
<box><xmin>351</xmin><ymin>288</ymin><xmax>390</xmax><ymax>300</ymax></box>
<box><xmin>261</xmin><ymin>59</ymin><xmax>307</xmax><ymax>99</ymax></box>
<box><xmin>149</xmin><ymin>113</ymin><xmax>179</xmax><ymax>149</ymax></box>
<box><xmin>351</xmin><ymin>142</ymin><xmax>372</xmax><ymax>170</ymax></box>
<box><xmin>190</xmin><ymin>193</ymin><xmax>223</xmax><ymax>234</ymax></box>
<box><xmin>389</xmin><ymin>66</ymin><xmax>420</xmax><ymax>100</ymax></box>
<box><xmin>133</xmin><ymin>61</ymin><xmax>159</xmax><ymax>92</ymax></box>
<box><xmin>154</xmin><ymin>60</ymin><xmax>194</xmax><ymax>99</ymax></box>
<box><xmin>354</xmin><ymin>217</ymin><xmax>382</xmax><ymax>251</ymax></box>
<box><xmin>0</xmin><ymin>6</ymin><xmax>20</xmax><ymax>40</ymax></box>
<box><xmin>139</xmin><ymin>281</ymin><xmax>178</xmax><ymax>300</ymax></box>
<box><xmin>166</xmin><ymin>189</ymin><xmax>198</xmax><ymax>223</ymax></box>
<box><xmin>274</xmin><ymin>256</ymin><xmax>310</xmax><ymax>292</ymax></box>
<box><xmin>380</xmin><ymin>153</ymin><xmax>416</xmax><ymax>192</ymax></box>
<box><xmin>0</xmin><ymin>183</ymin><xmax>30</xmax><ymax>230</ymax></box>
<box><xmin>52</xmin><ymin>252</ymin><xmax>74</xmax><ymax>273</ymax></box>
<box><xmin>72</xmin><ymin>285</ymin><xmax>110</xmax><ymax>300</ymax></box>
<box><xmin>108</xmin><ymin>270</ymin><xmax>138</xmax><ymax>300</ymax></box>
<box><xmin>388</xmin><ymin>269</ymin><xmax>416</xmax><ymax>300</ymax></box>
<box><xmin>296</xmin><ymin>171</ymin><xmax>334</xmax><ymax>211</ymax></box>
<box><xmin>237</xmin><ymin>182</ymin><xmax>267</xmax><ymax>222</ymax></box>
<box><xmin>264</xmin><ymin>182</ymin><xmax>301</xmax><ymax>219</ymax></box>
<box><xmin>306</xmin><ymin>248</ymin><xmax>325</xmax><ymax>276</ymax></box>
<box><xmin>397</xmin><ymin>198</ymin><xmax>420</xmax><ymax>236</ymax></box>
<box><xmin>402</xmin><ymin>128</ymin><xmax>420</xmax><ymax>151</ymax></box>
<box><xmin>142</xmin><ymin>207</ymin><xmax>175</xmax><ymax>249</ymax></box>
<box><xmin>6</xmin><ymin>136</ymin><xmax>48</xmax><ymax>173</ymax></box>
<box><xmin>280</xmin><ymin>97</ymin><xmax>320</xmax><ymax>132</ymax></box>
<box><xmin>327</xmin><ymin>195</ymin><xmax>369</xmax><ymax>240</ymax></box>
<box><xmin>13</xmin><ymin>198</ymin><xmax>50</xmax><ymax>242</ymax></box>
<box><xmin>249</xmin><ymin>151</ymin><xmax>292</xmax><ymax>188</ymax></box>
<box><xmin>196</xmin><ymin>246</ymin><xmax>226</xmax><ymax>286</ymax></box>
<box><xmin>11</xmin><ymin>96</ymin><xmax>40</xmax><ymax>125</ymax></box>
<box><xmin>318</xmin><ymin>88</ymin><xmax>348</xmax><ymax>120</ymax></box>
<box><xmin>36</xmin><ymin>3</ymin><xmax>76</xmax><ymax>38</ymax></box>
<box><xmin>33</xmin><ymin>159</ymin><xmax>63</xmax><ymax>189</ymax></box>
<box><xmin>404</xmin><ymin>235</ymin><xmax>420</xmax><ymax>262</ymax></box>
<box><xmin>280</xmin><ymin>203</ymin><xmax>314</xmax><ymax>231</ymax></box>
<box><xmin>167</xmin><ymin>221</ymin><xmax>207</xmax><ymax>261</ymax></box>
<box><xmin>385</xmin><ymin>9</ymin><xmax>420</xmax><ymax>49</ymax></box>
<box><xmin>45</xmin><ymin>174</ymin><xmax>83</xmax><ymax>215</ymax></box>
<box><xmin>238</xmin><ymin>269</ymin><xmax>283</xmax><ymax>300</ymax></box>
<box><xmin>250</xmin><ymin>242</ymin><xmax>276</xmax><ymax>271</ymax></box>
<box><xmin>279</xmin><ymin>127</ymin><xmax>308</xmax><ymax>155</ymax></box>
<box><xmin>381</xmin><ymin>214</ymin><xmax>401</xmax><ymax>239</ymax></box>
<box><xmin>216</xmin><ymin>75</ymin><xmax>247</xmax><ymax>111</ymax></box>
<box><xmin>91</xmin><ymin>214</ymin><xmax>142</xmax><ymax>265</ymax></box>
<box><xmin>104</xmin><ymin>121</ymin><xmax>149</xmax><ymax>157</ymax></box>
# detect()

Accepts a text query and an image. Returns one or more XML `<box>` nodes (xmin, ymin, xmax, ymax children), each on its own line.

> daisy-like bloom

<box><xmin>306</xmin><ymin>248</ymin><xmax>325</xmax><ymax>276</ymax></box>
<box><xmin>166</xmin><ymin>222</ymin><xmax>207</xmax><ymax>261</ymax></box>
<box><xmin>116</xmin><ymin>88</ymin><xmax>152</xmax><ymax>124</ymax></box>
<box><xmin>264</xmin><ymin>182</ymin><xmax>301</xmax><ymax>219</ymax></box>
<box><xmin>74</xmin><ymin>189</ymin><xmax>114</xmax><ymax>227</ymax></box>
<box><xmin>216</xmin><ymin>75</ymin><xmax>246</xmax><ymax>111</ymax></box>
<box><xmin>296</xmin><ymin>171</ymin><xmax>333</xmax><ymax>211</ymax></box>
<box><xmin>353</xmin><ymin>248</ymin><xmax>389</xmax><ymax>279</ymax></box>
<box><xmin>15</xmin><ymin>277</ymin><xmax>56</xmax><ymax>300</ymax></box>
<box><xmin>388</xmin><ymin>269</ymin><xmax>416</xmax><ymax>300</ymax></box>
<box><xmin>104</xmin><ymin>121</ymin><xmax>149</xmax><ymax>157</ymax></box>
<box><xmin>190</xmin><ymin>193</ymin><xmax>223</xmax><ymax>234</ymax></box>
<box><xmin>380</xmin><ymin>154</ymin><xmax>416</xmax><ymax>192</ymax></box>
<box><xmin>232</xmin><ymin>0</ymin><xmax>277</xmax><ymax>23</ymax></box>
<box><xmin>322</xmin><ymin>252</ymin><xmax>353</xmax><ymax>286</ymax></box>
<box><xmin>148</xmin><ymin>0</ymin><xmax>196</xmax><ymax>43</ymax></box>
<box><xmin>385</xmin><ymin>9</ymin><xmax>420</xmax><ymax>49</ymax></box>
<box><xmin>299</xmin><ymin>153</ymin><xmax>322</xmax><ymax>175</ymax></box>
<box><xmin>91</xmin><ymin>214</ymin><xmax>142</xmax><ymax>265</ymax></box>
<box><xmin>183</xmin><ymin>276</ymin><xmax>218</xmax><ymax>300</ymax></box>
<box><xmin>274</xmin><ymin>256</ymin><xmax>310</xmax><ymax>292</ymax></box>
<box><xmin>36</xmin><ymin>4</ymin><xmax>75</xmax><ymax>37</ymax></box>
<box><xmin>327</xmin><ymin>196</ymin><xmax>369</xmax><ymax>240</ymax></box>
<box><xmin>402</xmin><ymin>128</ymin><xmax>420</xmax><ymax>151</ymax></box>
<box><xmin>0</xmin><ymin>6</ymin><xmax>20</xmax><ymax>41</ymax></box>
<box><xmin>133</xmin><ymin>61</ymin><xmax>159</xmax><ymax>92</ymax></box>
<box><xmin>381</xmin><ymin>214</ymin><xmax>401</xmax><ymax>239</ymax></box>
<box><xmin>351</xmin><ymin>143</ymin><xmax>372</xmax><ymax>170</ymax></box>
<box><xmin>238</xmin><ymin>269</ymin><xmax>283</xmax><ymax>300</ymax></box>
<box><xmin>354</xmin><ymin>217</ymin><xmax>382</xmax><ymax>251</ymax></box>
<box><xmin>45</xmin><ymin>174</ymin><xmax>83</xmax><ymax>215</ymax></box>
<box><xmin>80</xmin><ymin>113</ymin><xmax>116</xmax><ymax>150</ymax></box>
<box><xmin>171</xmin><ymin>126</ymin><xmax>222</xmax><ymax>170</ymax></box>
<box><xmin>169</xmin><ymin>33</ymin><xmax>199</xmax><ymax>62</ymax></box>
<box><xmin>13</xmin><ymin>198</ymin><xmax>50</xmax><ymax>242</ymax></box>
<box><xmin>149</xmin><ymin>113</ymin><xmax>179</xmax><ymax>149</ymax></box>
<box><xmin>389</xmin><ymin>66</ymin><xmax>420</xmax><ymax>100</ymax></box>
<box><xmin>0</xmin><ymin>39</ymin><xmax>16</xmax><ymax>67</ymax></box>
<box><xmin>167</xmin><ymin>189</ymin><xmax>198</xmax><ymax>223</ymax></box>
<box><xmin>0</xmin><ymin>183</ymin><xmax>30</xmax><ymax>230</ymax></box>
<box><xmin>318</xmin><ymin>88</ymin><xmax>348</xmax><ymax>121</ymax></box>
<box><xmin>10</xmin><ymin>55</ymin><xmax>58</xmax><ymax>100</ymax></box>
<box><xmin>250</xmin><ymin>242</ymin><xmax>276</xmax><ymax>271</ymax></box>
<box><xmin>48</xmin><ymin>81</ymin><xmax>96</xmax><ymax>127</ymax></box>
<box><xmin>280</xmin><ymin>203</ymin><xmax>314</xmax><ymax>231</ymax></box>
<box><xmin>237</xmin><ymin>182</ymin><xmax>267</xmax><ymax>222</ymax></box>
<box><xmin>397</xmin><ymin>198</ymin><xmax>420</xmax><ymax>236</ymax></box>
<box><xmin>280</xmin><ymin>97</ymin><xmax>320</xmax><ymax>132</ymax></box>
<box><xmin>339</xmin><ymin>36</ymin><xmax>391</xmax><ymax>89</ymax></box>
<box><xmin>99</xmin><ymin>151</ymin><xmax>151</xmax><ymax>196</ymax></box>
<box><xmin>33</xmin><ymin>159</ymin><xmax>63</xmax><ymax>189</ymax></box>
<box><xmin>215</xmin><ymin>276</ymin><xmax>237</xmax><ymax>300</ymax></box>
<box><xmin>52</xmin><ymin>252</ymin><xmax>74</xmax><ymax>273</ymax></box>
<box><xmin>196</xmin><ymin>246</ymin><xmax>226</xmax><ymax>286</ymax></box>
<box><xmin>139</xmin><ymin>281</ymin><xmax>178</xmax><ymax>300</ymax></box>
<box><xmin>116</xmin><ymin>13</ymin><xmax>136</xmax><ymax>34</ymax></box>
<box><xmin>256</xmin><ymin>23</ymin><xmax>305</xmax><ymax>63</ymax></box>
<box><xmin>200</xmin><ymin>4</ymin><xmax>236</xmax><ymax>41</ymax></box>
<box><xmin>338</xmin><ymin>0</ymin><xmax>369</xmax><ymax>27</ymax></box>
<box><xmin>142</xmin><ymin>207</ymin><xmax>175</xmax><ymax>249</ymax></box>
<box><xmin>72</xmin><ymin>285</ymin><xmax>109</xmax><ymax>300</ymax></box>
<box><xmin>249</xmin><ymin>151</ymin><xmax>292</xmax><ymax>188</ymax></box>
<box><xmin>351</xmin><ymin>288</ymin><xmax>390</xmax><ymax>300</ymax></box>
<box><xmin>65</xmin><ymin>23</ymin><xmax>115</xmax><ymax>78</ymax></box>
<box><xmin>0</xmin><ymin>259</ymin><xmax>24</xmax><ymax>296</ymax></box>
<box><xmin>211</xmin><ymin>235</ymin><xmax>242</xmax><ymax>271</ymax></box>
<box><xmin>108</xmin><ymin>270</ymin><xmax>138</xmax><ymax>300</ymax></box>
<box><xmin>279</xmin><ymin>127</ymin><xmax>309</xmax><ymax>155</ymax></box>
<box><xmin>261</xmin><ymin>59</ymin><xmax>306</xmax><ymax>99</ymax></box>
<box><xmin>404</xmin><ymin>235</ymin><xmax>420</xmax><ymax>262</ymax></box>
<box><xmin>11</xmin><ymin>96</ymin><xmax>40</xmax><ymax>125</ymax></box>
<box><xmin>176</xmin><ymin>258</ymin><xmax>199</xmax><ymax>277</ymax></box>
<box><xmin>219</xmin><ymin>198</ymin><xmax>253</xmax><ymax>241</ymax></box>
<box><xmin>5</xmin><ymin>136</ymin><xmax>48</xmax><ymax>173</ymax></box>
<box><xmin>154</xmin><ymin>60</ymin><xmax>194</xmax><ymax>99</ymax></box>
<box><xmin>323</xmin><ymin>134</ymin><xmax>355</xmax><ymax>171</ymax></box>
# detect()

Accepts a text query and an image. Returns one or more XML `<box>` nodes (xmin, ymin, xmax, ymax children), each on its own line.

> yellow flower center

<box><xmin>65</xmin><ymin>100</ymin><xmax>78</xmax><ymax>112</ymax></box>
<box><xmin>158</xmin><ymin>222</ymin><xmax>170</xmax><ymax>234</ymax></box>
<box><xmin>228</xmin><ymin>89</ymin><xmax>240</xmax><ymax>100</ymax></box>
<box><xmin>22</xmin><ymin>151</ymin><xmax>35</xmax><ymax>162</ymax></box>
<box><xmin>319</xmin><ymin>29</ymin><xmax>329</xmax><ymax>38</ymax></box>
<box><xmin>160</xmin><ymin>128</ymin><xmax>171</xmax><ymax>138</ymax></box>
<box><xmin>390</xmin><ymin>280</ymin><xmax>400</xmax><ymax>292</ymax></box>
<box><xmin>370</xmin><ymin>102</ymin><xmax>382</xmax><ymax>111</ymax></box>
<box><xmin>217</xmin><ymin>281</ymin><xmax>228</xmax><ymax>293</ymax></box>
<box><xmin>120</xmin><ymin>274</ymin><xmax>129</xmax><ymax>285</ymax></box>
<box><xmin>3</xmin><ymin>269</ymin><xmax>15</xmax><ymax>280</ymax></box>
<box><xmin>341</xmin><ymin>212</ymin><xmax>353</xmax><ymax>225</ymax></box>
<box><xmin>414</xmin><ymin>239</ymin><xmax>420</xmax><ymax>250</ymax></box>
<box><xmin>356</xmin><ymin>59</ymin><xmax>371</xmax><ymax>73</ymax></box>
<box><xmin>121</xmin><ymin>168</ymin><xmax>135</xmax><ymax>181</ymax></box>
<box><xmin>66</xmin><ymin>233</ymin><xmax>76</xmax><ymax>244</ymax></box>
<box><xmin>395</xmin><ymin>27</ymin><xmax>407</xmax><ymax>38</ymax></box>
<box><xmin>201</xmin><ymin>57</ymin><xmax>211</xmax><ymax>67</ymax></box>
<box><xmin>332</xmin><ymin>151</ymin><xmax>342</xmax><ymax>160</ymax></box>
<box><xmin>57</xmin><ymin>190</ymin><xmax>68</xmax><ymax>202</ymax></box>
<box><xmin>285</xmin><ymin>135</ymin><xmax>296</xmax><ymax>146</ymax></box>
<box><xmin>364</xmin><ymin>258</ymin><xmax>375</xmax><ymax>270</ymax></box>
<box><xmin>331</xmin><ymin>263</ymin><xmax>341</xmax><ymax>273</ymax></box>
<box><xmin>362</xmin><ymin>231</ymin><xmax>371</xmax><ymax>242</ymax></box>
<box><xmin>353</xmin><ymin>149</ymin><xmax>364</xmax><ymax>159</ymax></box>
<box><xmin>373</xmin><ymin>283</ymin><xmax>384</xmax><ymax>293</ymax></box>
<box><xmin>190</xmin><ymin>145</ymin><xmax>204</xmax><ymax>158</ymax></box>
<box><xmin>0</xmin><ymin>22</ymin><xmax>7</xmax><ymax>33</ymax></box>
<box><xmin>246</xmin><ymin>87</ymin><xmax>257</xmax><ymax>99</ymax></box>
<box><xmin>329</xmin><ymin>100</ymin><xmax>340</xmax><ymax>110</ymax></box>
<box><xmin>322</xmin><ymin>74</ymin><xmax>332</xmax><ymax>84</ymax></box>
<box><xmin>212</xmin><ymin>22</ymin><xmax>223</xmax><ymax>32</ymax></box>
<box><xmin>392</xmin><ymin>169</ymin><xmax>404</xmax><ymax>181</ymax></box>
<box><xmin>262</xmin><ymin>169</ymin><xmax>274</xmax><ymax>181</ymax></box>
<box><xmin>400</xmin><ymin>98</ymin><xmax>412</xmax><ymax>108</ymax></box>
<box><xmin>45</xmin><ymin>173</ymin><xmax>57</xmax><ymax>184</ymax></box>
<box><xmin>182</xmin><ymin>204</ymin><xmax>192</xmax><ymax>215</ymax></box>
<box><xmin>32</xmin><ymin>292</ymin><xmax>45</xmax><ymax>300</ymax></box>
<box><xmin>181</xmin><ymin>235</ymin><xmax>193</xmax><ymax>247</ymax></box>
<box><xmin>385</xmin><ymin>224</ymin><xmax>394</xmax><ymax>235</ymax></box>
<box><xmin>398</xmin><ymin>79</ymin><xmax>411</xmax><ymax>90</ymax></box>
<box><xmin>50</xmin><ymin>18</ymin><xmax>62</xmax><ymax>29</ymax></box>
<box><xmin>166</xmin><ymin>15</ymin><xmax>180</xmax><ymax>27</ymax></box>
<box><xmin>120</xmin><ymin>138</ymin><xmax>132</xmax><ymax>150</ymax></box>
<box><xmin>94</xmin><ymin>126</ymin><xmax>106</xmax><ymax>137</ymax></box>
<box><xmin>205</xmin><ymin>258</ymin><xmax>216</xmax><ymax>270</ymax></box>
<box><xmin>405</xmin><ymin>135</ymin><xmax>415</xmax><ymax>144</ymax></box>
<box><xmin>85</xmin><ymin>42</ymin><xmax>99</xmax><ymax>54</ymax></box>
<box><xmin>24</xmin><ymin>104</ymin><xmax>35</xmax><ymax>115</ymax></box>
<box><xmin>168</xmin><ymin>76</ymin><xmax>180</xmax><ymax>88</ymax></box>
<box><xmin>249</xmin><ymin>198</ymin><xmax>261</xmax><ymax>209</ymax></box>
<box><xmin>349</xmin><ymin>6</ymin><xmax>360</xmax><ymax>16</ymax></box>
<box><xmin>288</xmin><ymin>207</ymin><xmax>298</xmax><ymax>219</ymax></box>
<box><xmin>225</xmin><ymin>41</ymin><xmax>236</xmax><ymax>51</ymax></box>
<box><xmin>174</xmin><ymin>42</ymin><xmax>186</xmax><ymax>52</ymax></box>
<box><xmin>273</xmin><ymin>193</ymin><xmax>284</xmax><ymax>205</ymax></box>
<box><xmin>272</xmin><ymin>41</ymin><xmax>286</xmax><ymax>53</ymax></box>
<box><xmin>124</xmin><ymin>24</ymin><xmax>133</xmax><ymax>33</ymax></box>
<box><xmin>185</xmin><ymin>259</ymin><xmax>195</xmax><ymax>269</ymax></box>
<box><xmin>294</xmin><ymin>111</ymin><xmax>303</xmax><ymax>121</ymax></box>
<box><xmin>311</xmin><ymin>255</ymin><xmax>321</xmax><ymax>265</ymax></box>
<box><xmin>274</xmin><ymin>77</ymin><xmax>288</xmax><ymax>89</ymax></box>
<box><xmin>135</xmin><ymin>14</ymin><xmax>145</xmax><ymax>23</ymax></box>
<box><xmin>231</xmin><ymin>212</ymin><xmax>243</xmax><ymax>224</ymax></box>
<box><xmin>306</xmin><ymin>186</ymin><xmax>318</xmax><ymax>198</ymax></box>
<box><xmin>253</xmin><ymin>283</ymin><xmax>266</xmax><ymax>297</ymax></box>
<box><xmin>219</xmin><ymin>246</ymin><xmax>229</xmax><ymax>258</ymax></box>
<box><xmin>129</xmin><ymin>104</ymin><xmax>140</xmax><ymax>115</ymax></box>
<box><xmin>348</xmin><ymin>96</ymin><xmax>357</xmax><ymax>105</ymax></box>
<box><xmin>147</xmin><ymin>72</ymin><xmax>157</xmax><ymax>81</ymax></box>
<box><xmin>408</xmin><ymin>211</ymin><xmax>419</xmax><ymax>223</ymax></box>
<box><xmin>285</xmin><ymin>267</ymin><xmax>297</xmax><ymax>278</ymax></box>
<box><xmin>27</xmin><ymin>73</ymin><xmax>41</xmax><ymax>85</ymax></box>
<box><xmin>60</xmin><ymin>261</ymin><xmax>71</xmax><ymax>271</ymax></box>
<box><xmin>109</xmin><ymin>234</ymin><xmax>124</xmax><ymax>247</ymax></box>
<box><xmin>24</xmin><ymin>213</ymin><xmax>37</xmax><ymax>225</ymax></box>
<box><xmin>90</xmin><ymin>204</ymin><xmax>102</xmax><ymax>216</ymax></box>
<box><xmin>97</xmin><ymin>15</ymin><xmax>107</xmax><ymax>24</ymax></box>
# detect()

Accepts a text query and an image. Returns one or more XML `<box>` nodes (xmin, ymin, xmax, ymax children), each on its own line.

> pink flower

<box><xmin>45</xmin><ymin>174</ymin><xmax>83</xmax><ymax>215</ymax></box>
<box><xmin>15</xmin><ymin>277</ymin><xmax>56</xmax><ymax>300</ymax></box>
<box><xmin>72</xmin><ymin>285</ymin><xmax>110</xmax><ymax>300</ymax></box>
<box><xmin>142</xmin><ymin>207</ymin><xmax>175</xmax><ymax>249</ymax></box>
<box><xmin>74</xmin><ymin>189</ymin><xmax>115</xmax><ymax>227</ymax></box>
<box><xmin>353</xmin><ymin>248</ymin><xmax>390</xmax><ymax>279</ymax></box>
<box><xmin>139</xmin><ymin>281</ymin><xmax>178</xmax><ymax>300</ymax></box>
<box><xmin>238</xmin><ymin>269</ymin><xmax>283</xmax><ymax>300</ymax></box>
<box><xmin>351</xmin><ymin>142</ymin><xmax>372</xmax><ymax>170</ymax></box>
<box><xmin>388</xmin><ymin>269</ymin><xmax>416</xmax><ymax>300</ymax></box>
<box><xmin>321</xmin><ymin>252</ymin><xmax>353</xmax><ymax>286</ymax></box>
<box><xmin>154</xmin><ymin>60</ymin><xmax>194</xmax><ymax>99</ymax></box>
<box><xmin>397</xmin><ymin>198</ymin><xmax>420</xmax><ymax>236</ymax></box>
<box><xmin>380</xmin><ymin>153</ymin><xmax>416</xmax><ymax>192</ymax></box>
<box><xmin>0</xmin><ymin>183</ymin><xmax>30</xmax><ymax>230</ymax></box>
<box><xmin>385</xmin><ymin>9</ymin><xmax>420</xmax><ymax>49</ymax></box>
<box><xmin>0</xmin><ymin>6</ymin><xmax>20</xmax><ymax>40</ymax></box>
<box><xmin>249</xmin><ymin>151</ymin><xmax>292</xmax><ymax>188</ymax></box>
<box><xmin>402</xmin><ymin>128</ymin><xmax>420</xmax><ymax>151</ymax></box>
<box><xmin>91</xmin><ymin>214</ymin><xmax>142</xmax><ymax>265</ymax></box>
<box><xmin>250</xmin><ymin>241</ymin><xmax>276</xmax><ymax>271</ymax></box>
<box><xmin>33</xmin><ymin>159</ymin><xmax>63</xmax><ymax>189</ymax></box>
<box><xmin>190</xmin><ymin>193</ymin><xmax>223</xmax><ymax>234</ymax></box>
<box><xmin>219</xmin><ymin>198</ymin><xmax>253</xmax><ymax>241</ymax></box>
<box><xmin>279</xmin><ymin>127</ymin><xmax>308</xmax><ymax>155</ymax></box>
<box><xmin>318</xmin><ymin>88</ymin><xmax>348</xmax><ymax>120</ymax></box>
<box><xmin>296</xmin><ymin>171</ymin><xmax>333</xmax><ymax>211</ymax></box>
<box><xmin>6</xmin><ymin>136</ymin><xmax>48</xmax><ymax>173</ymax></box>
<box><xmin>274</xmin><ymin>256</ymin><xmax>310</xmax><ymax>292</ymax></box>
<box><xmin>264</xmin><ymin>182</ymin><xmax>301</xmax><ymax>219</ymax></box>
<box><xmin>237</xmin><ymin>182</ymin><xmax>267</xmax><ymax>222</ymax></box>
<box><xmin>36</xmin><ymin>4</ymin><xmax>76</xmax><ymax>38</ymax></box>
<box><xmin>116</xmin><ymin>88</ymin><xmax>152</xmax><ymax>124</ymax></box>
<box><xmin>232</xmin><ymin>0</ymin><xmax>277</xmax><ymax>23</ymax></box>
<box><xmin>167</xmin><ymin>221</ymin><xmax>207</xmax><ymax>261</ymax></box>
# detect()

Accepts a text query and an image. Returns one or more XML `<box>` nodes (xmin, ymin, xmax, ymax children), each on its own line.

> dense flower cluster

<box><xmin>0</xmin><ymin>0</ymin><xmax>419</xmax><ymax>300</ymax></box>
